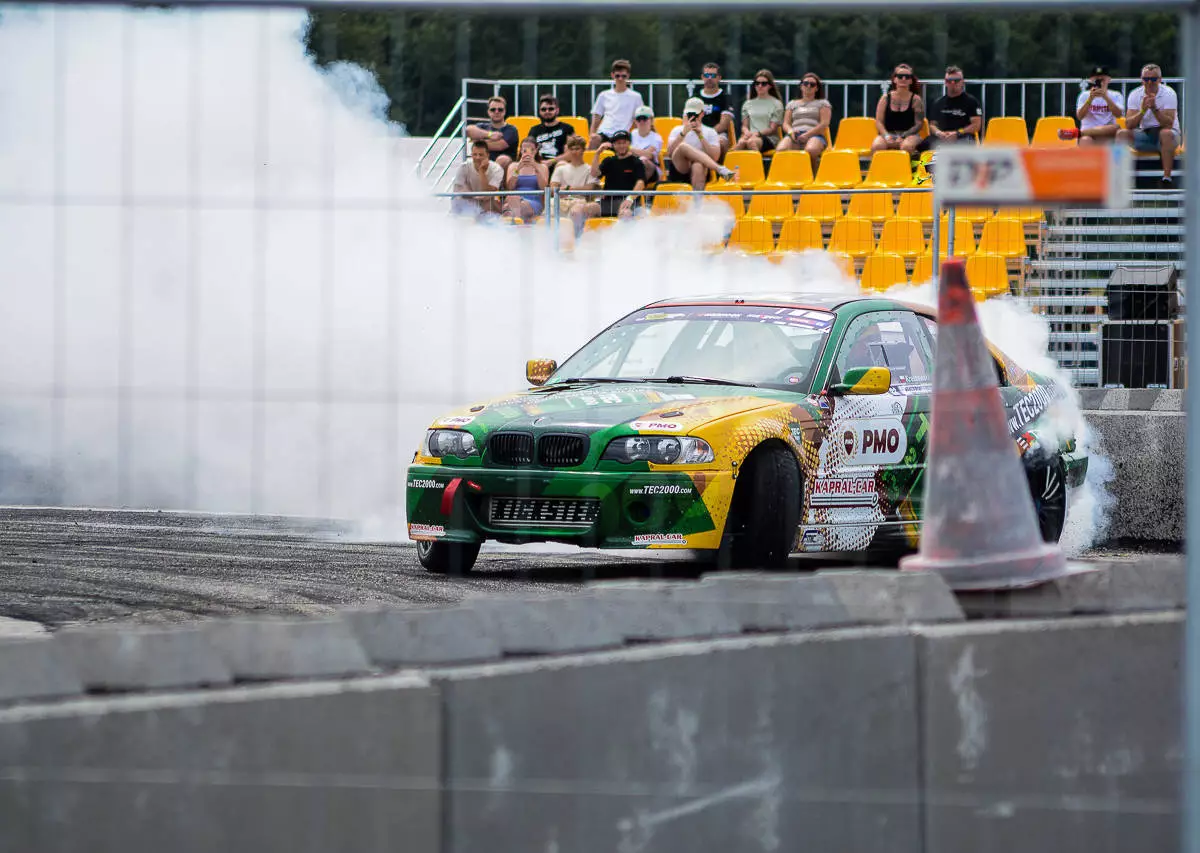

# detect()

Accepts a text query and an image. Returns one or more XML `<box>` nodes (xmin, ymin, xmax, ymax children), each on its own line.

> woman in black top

<box><xmin>871</xmin><ymin>64</ymin><xmax>925</xmax><ymax>155</ymax></box>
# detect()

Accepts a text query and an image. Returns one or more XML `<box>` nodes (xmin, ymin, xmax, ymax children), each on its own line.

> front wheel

<box><xmin>416</xmin><ymin>539</ymin><xmax>482</xmax><ymax>575</ymax></box>
<box><xmin>716</xmin><ymin>444</ymin><xmax>802</xmax><ymax>570</ymax></box>
<box><xmin>1027</xmin><ymin>455</ymin><xmax>1067</xmax><ymax>543</ymax></box>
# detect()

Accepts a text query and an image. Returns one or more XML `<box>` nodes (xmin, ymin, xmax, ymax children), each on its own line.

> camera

<box><xmin>1090</xmin><ymin>79</ymin><xmax>1103</xmax><ymax>89</ymax></box>
<box><xmin>685</xmin><ymin>111</ymin><xmax>700</xmax><ymax>120</ymax></box>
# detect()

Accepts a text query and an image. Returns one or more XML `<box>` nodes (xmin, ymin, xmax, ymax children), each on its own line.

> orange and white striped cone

<box><xmin>900</xmin><ymin>258</ymin><xmax>1068</xmax><ymax>590</ymax></box>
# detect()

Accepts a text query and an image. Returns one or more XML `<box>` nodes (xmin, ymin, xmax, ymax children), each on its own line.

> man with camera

<box><xmin>665</xmin><ymin>97</ymin><xmax>739</xmax><ymax>191</ymax></box>
<box><xmin>1069</xmin><ymin>65</ymin><xmax>1124</xmax><ymax>146</ymax></box>
<box><xmin>1117</xmin><ymin>63</ymin><xmax>1179</xmax><ymax>188</ymax></box>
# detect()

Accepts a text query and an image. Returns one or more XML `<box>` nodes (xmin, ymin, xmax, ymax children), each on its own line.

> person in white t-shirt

<box><xmin>1073</xmin><ymin>65</ymin><xmax>1125</xmax><ymax>146</ymax></box>
<box><xmin>1117</xmin><ymin>63</ymin><xmax>1180</xmax><ymax>188</ymax></box>
<box><xmin>588</xmin><ymin>59</ymin><xmax>645</xmax><ymax>149</ymax></box>
<box><xmin>665</xmin><ymin>98</ymin><xmax>739</xmax><ymax>191</ymax></box>
<box><xmin>629</xmin><ymin>106</ymin><xmax>664</xmax><ymax>185</ymax></box>
<box><xmin>451</xmin><ymin>140</ymin><xmax>505</xmax><ymax>217</ymax></box>
<box><xmin>549</xmin><ymin>135</ymin><xmax>596</xmax><ymax>230</ymax></box>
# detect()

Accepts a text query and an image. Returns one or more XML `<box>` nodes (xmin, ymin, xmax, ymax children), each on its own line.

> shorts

<box><xmin>599</xmin><ymin>196</ymin><xmax>641</xmax><ymax>217</ymax></box>
<box><xmin>1133</xmin><ymin>126</ymin><xmax>1170</xmax><ymax>152</ymax></box>
<box><xmin>759</xmin><ymin>135</ymin><xmax>777</xmax><ymax>153</ymax></box>
<box><xmin>665</xmin><ymin>162</ymin><xmax>692</xmax><ymax>184</ymax></box>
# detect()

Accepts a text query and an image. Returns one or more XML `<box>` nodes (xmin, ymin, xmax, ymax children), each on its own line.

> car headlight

<box><xmin>422</xmin><ymin>429</ymin><xmax>479</xmax><ymax>459</ymax></box>
<box><xmin>602</xmin><ymin>436</ymin><xmax>714</xmax><ymax>465</ymax></box>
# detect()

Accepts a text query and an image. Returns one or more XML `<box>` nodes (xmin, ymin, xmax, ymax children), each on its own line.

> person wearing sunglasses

<box><xmin>465</xmin><ymin>95</ymin><xmax>519</xmax><ymax>169</ymax></box>
<box><xmin>629</xmin><ymin>105</ymin><xmax>664</xmax><ymax>185</ymax></box>
<box><xmin>777</xmin><ymin>72</ymin><xmax>832</xmax><ymax>169</ymax></box>
<box><xmin>698</xmin><ymin>62</ymin><xmax>735</xmax><ymax>158</ymax></box>
<box><xmin>872</xmin><ymin>64</ymin><xmax>925</xmax><ymax>155</ymax></box>
<box><xmin>734</xmin><ymin>69</ymin><xmax>785</xmax><ymax>154</ymax></box>
<box><xmin>529</xmin><ymin>94</ymin><xmax>572</xmax><ymax>172</ymax></box>
<box><xmin>925</xmin><ymin>65</ymin><xmax>982</xmax><ymax>148</ymax></box>
<box><xmin>1118</xmin><ymin>64</ymin><xmax>1179</xmax><ymax>188</ymax></box>
<box><xmin>588</xmin><ymin>59</ymin><xmax>645</xmax><ymax>150</ymax></box>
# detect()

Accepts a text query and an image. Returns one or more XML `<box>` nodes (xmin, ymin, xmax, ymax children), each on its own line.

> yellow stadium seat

<box><xmin>861</xmin><ymin>150</ymin><xmax>914</xmax><ymax>189</ymax></box>
<box><xmin>846</xmin><ymin>191</ymin><xmax>893</xmax><ymax>223</ymax></box>
<box><xmin>507</xmin><ymin>116</ymin><xmax>539</xmax><ymax>141</ymax></box>
<box><xmin>895</xmin><ymin>190</ymin><xmax>934</xmax><ymax>223</ymax></box>
<box><xmin>705</xmin><ymin>180</ymin><xmax>745</xmax><ymax>218</ymax></box>
<box><xmin>878</xmin><ymin>217</ymin><xmax>926</xmax><ymax>259</ymax></box>
<box><xmin>1031</xmin><ymin>116</ymin><xmax>1077</xmax><ymax>148</ymax></box>
<box><xmin>723</xmin><ymin>150</ymin><xmax>767</xmax><ymax>189</ymax></box>
<box><xmin>583</xmin><ymin>217</ymin><xmax>618</xmax><ymax>232</ymax></box>
<box><xmin>746</xmin><ymin>183</ymin><xmax>796</xmax><ymax>223</ymax></box>
<box><xmin>833</xmin><ymin>116</ymin><xmax>878</xmax><ymax>156</ymax></box>
<box><xmin>936</xmin><ymin>215</ymin><xmax>977</xmax><ymax>257</ymax></box>
<box><xmin>966</xmin><ymin>253</ymin><xmax>1012</xmax><ymax>299</ymax></box>
<box><xmin>826</xmin><ymin>251</ymin><xmax>855</xmax><ymax>278</ymax></box>
<box><xmin>796</xmin><ymin>192</ymin><xmax>843</xmax><ymax>223</ymax></box>
<box><xmin>861</xmin><ymin>252</ymin><xmax>909</xmax><ymax>292</ymax></box>
<box><xmin>955</xmin><ymin>206</ymin><xmax>993</xmax><ymax>224</ymax></box>
<box><xmin>912</xmin><ymin>251</ymin><xmax>934</xmax><ymax>284</ymax></box>
<box><xmin>727</xmin><ymin>216</ymin><xmax>775</xmax><ymax>255</ymax></box>
<box><xmin>828</xmin><ymin>216</ymin><xmax>876</xmax><ymax>258</ymax></box>
<box><xmin>994</xmin><ymin>206</ymin><xmax>1045</xmax><ymax>225</ymax></box>
<box><xmin>775</xmin><ymin>216</ymin><xmax>825</xmax><ymax>253</ymax></box>
<box><xmin>977</xmin><ymin>218</ymin><xmax>1027</xmax><ymax>259</ymax></box>
<box><xmin>650</xmin><ymin>182</ymin><xmax>693</xmax><ymax>215</ymax></box>
<box><xmin>561</xmin><ymin>116</ymin><xmax>591</xmax><ymax>139</ymax></box>
<box><xmin>984</xmin><ymin>116</ymin><xmax>1029</xmax><ymax>146</ymax></box>
<box><xmin>810</xmin><ymin>150</ymin><xmax>862</xmax><ymax>189</ymax></box>
<box><xmin>654</xmin><ymin>116</ymin><xmax>683</xmax><ymax>142</ymax></box>
<box><xmin>765</xmin><ymin>150</ymin><xmax>815</xmax><ymax>189</ymax></box>
<box><xmin>583</xmin><ymin>149</ymin><xmax>614</xmax><ymax>167</ymax></box>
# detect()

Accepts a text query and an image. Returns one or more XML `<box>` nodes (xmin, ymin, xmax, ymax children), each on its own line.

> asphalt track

<box><xmin>0</xmin><ymin>506</ymin><xmax>1175</xmax><ymax>629</ymax></box>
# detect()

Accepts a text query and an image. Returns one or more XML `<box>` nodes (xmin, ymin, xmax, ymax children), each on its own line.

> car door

<box><xmin>812</xmin><ymin>309</ymin><xmax>935</xmax><ymax>550</ymax></box>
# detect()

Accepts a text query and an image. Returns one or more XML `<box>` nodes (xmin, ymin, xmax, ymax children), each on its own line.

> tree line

<box><xmin>305</xmin><ymin>10</ymin><xmax>1180</xmax><ymax>136</ymax></box>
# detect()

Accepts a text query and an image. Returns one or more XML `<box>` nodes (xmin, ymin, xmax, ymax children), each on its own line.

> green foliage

<box><xmin>304</xmin><ymin>9</ymin><xmax>1180</xmax><ymax>135</ymax></box>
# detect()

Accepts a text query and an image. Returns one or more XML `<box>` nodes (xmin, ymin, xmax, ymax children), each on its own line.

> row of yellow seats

<box><xmin>725</xmin><ymin>215</ymin><xmax>1028</xmax><ymax>260</ymax></box>
<box><xmin>853</xmin><ymin>252</ymin><xmax>1013</xmax><ymax>299</ymax></box>
<box><xmin>830</xmin><ymin>115</ymin><xmax>1079</xmax><ymax>153</ymax></box>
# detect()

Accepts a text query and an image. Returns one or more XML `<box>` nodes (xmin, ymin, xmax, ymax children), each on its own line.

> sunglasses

<box><xmin>755</xmin><ymin>80</ymin><xmax>771</xmax><ymax>86</ymax></box>
<box><xmin>801</xmin><ymin>80</ymin><xmax>818</xmax><ymax>87</ymax></box>
<box><xmin>1143</xmin><ymin>76</ymin><xmax>1161</xmax><ymax>82</ymax></box>
<box><xmin>488</xmin><ymin>107</ymin><xmax>505</xmax><ymax>112</ymax></box>
<box><xmin>685</xmin><ymin>112</ymin><xmax>701</xmax><ymax>119</ymax></box>
<box><xmin>702</xmin><ymin>72</ymin><xmax>718</xmax><ymax>78</ymax></box>
<box><xmin>945</xmin><ymin>77</ymin><xmax>963</xmax><ymax>83</ymax></box>
<box><xmin>613</xmin><ymin>73</ymin><xmax>629</xmax><ymax>79</ymax></box>
<box><xmin>894</xmin><ymin>73</ymin><xmax>913</xmax><ymax>80</ymax></box>
<box><xmin>634</xmin><ymin>115</ymin><xmax>651</xmax><ymax>121</ymax></box>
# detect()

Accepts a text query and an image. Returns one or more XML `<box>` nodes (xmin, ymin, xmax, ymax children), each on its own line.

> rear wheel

<box><xmin>716</xmin><ymin>444</ymin><xmax>802</xmax><ymax>570</ymax></box>
<box><xmin>1027</xmin><ymin>455</ymin><xmax>1067</xmax><ymax>543</ymax></box>
<box><xmin>416</xmin><ymin>539</ymin><xmax>482</xmax><ymax>575</ymax></box>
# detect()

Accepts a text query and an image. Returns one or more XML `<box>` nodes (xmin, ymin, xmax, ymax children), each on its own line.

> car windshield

<box><xmin>548</xmin><ymin>305</ymin><xmax>836</xmax><ymax>391</ymax></box>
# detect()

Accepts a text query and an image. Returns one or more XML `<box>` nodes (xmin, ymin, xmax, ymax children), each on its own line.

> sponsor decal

<box><xmin>437</xmin><ymin>415</ymin><xmax>475</xmax><ymax>426</ymax></box>
<box><xmin>786</xmin><ymin>374</ymin><xmax>804</xmax><ymax>385</ymax></box>
<box><xmin>630</xmin><ymin>420</ymin><xmax>683</xmax><ymax>432</ymax></box>
<box><xmin>409</xmin><ymin>479</ymin><xmax>444</xmax><ymax>489</ymax></box>
<box><xmin>469</xmin><ymin>404</ymin><xmax>486</xmax><ymax>412</ymax></box>
<box><xmin>629</xmin><ymin>484</ymin><xmax>693</xmax><ymax>496</ymax></box>
<box><xmin>844</xmin><ymin>419</ymin><xmax>908</xmax><ymax>465</ymax></box>
<box><xmin>632</xmin><ymin>533</ymin><xmax>687</xmax><ymax>544</ymax></box>
<box><xmin>843</xmin><ymin>429</ymin><xmax>856</xmax><ymax>455</ymax></box>
<box><xmin>801</xmin><ymin>528</ymin><xmax>824</xmax><ymax>552</ymax></box>
<box><xmin>1007</xmin><ymin>383</ymin><xmax>1063</xmax><ymax>435</ymax></box>
<box><xmin>788</xmin><ymin>424</ymin><xmax>805</xmax><ymax>445</ymax></box>
<box><xmin>811</xmin><ymin>476</ymin><xmax>878</xmax><ymax>507</ymax></box>
<box><xmin>408</xmin><ymin>523</ymin><xmax>445</xmax><ymax>538</ymax></box>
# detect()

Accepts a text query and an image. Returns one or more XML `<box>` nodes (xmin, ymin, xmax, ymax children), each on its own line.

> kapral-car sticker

<box><xmin>810</xmin><ymin>476</ymin><xmax>878</xmax><ymax>507</ymax></box>
<box><xmin>408</xmin><ymin>523</ymin><xmax>445</xmax><ymax>538</ymax></box>
<box><xmin>632</xmin><ymin>533</ymin><xmax>687</xmax><ymax>544</ymax></box>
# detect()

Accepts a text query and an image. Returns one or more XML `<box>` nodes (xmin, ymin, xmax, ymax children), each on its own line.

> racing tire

<box><xmin>1027</xmin><ymin>455</ymin><xmax>1067</xmax><ymax>544</ymax></box>
<box><xmin>416</xmin><ymin>539</ymin><xmax>481</xmax><ymax>575</ymax></box>
<box><xmin>716</xmin><ymin>444</ymin><xmax>802</xmax><ymax>570</ymax></box>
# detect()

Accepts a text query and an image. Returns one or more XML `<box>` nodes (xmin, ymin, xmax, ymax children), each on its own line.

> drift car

<box><xmin>406</xmin><ymin>293</ymin><xmax>1086</xmax><ymax>574</ymax></box>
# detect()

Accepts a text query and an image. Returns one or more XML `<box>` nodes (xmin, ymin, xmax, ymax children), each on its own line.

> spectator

<box><xmin>697</xmin><ymin>62</ymin><xmax>735</xmax><ymax>157</ymax></box>
<box><xmin>734</xmin><ymin>69</ymin><xmax>785</xmax><ymax>153</ymax></box>
<box><xmin>465</xmin><ymin>96</ymin><xmax>520</xmax><ymax>169</ymax></box>
<box><xmin>452</xmin><ymin>140</ymin><xmax>505</xmax><ymax>217</ymax></box>
<box><xmin>1067</xmin><ymin>65</ymin><xmax>1125</xmax><ymax>146</ymax></box>
<box><xmin>585</xmin><ymin>130</ymin><xmax>646</xmax><ymax>219</ymax></box>
<box><xmin>503</xmin><ymin>138</ymin><xmax>549</xmax><ymax>221</ymax></box>
<box><xmin>630</xmin><ymin>105</ymin><xmax>664</xmax><ymax>185</ymax></box>
<box><xmin>777</xmin><ymin>72</ymin><xmax>832</xmax><ymax>169</ymax></box>
<box><xmin>1118</xmin><ymin>63</ymin><xmax>1179</xmax><ymax>188</ymax></box>
<box><xmin>550</xmin><ymin>135</ymin><xmax>596</xmax><ymax>229</ymax></box>
<box><xmin>589</xmin><ymin>59</ymin><xmax>645</xmax><ymax>149</ymax></box>
<box><xmin>665</xmin><ymin>98</ymin><xmax>740</xmax><ymax>191</ymax></box>
<box><xmin>872</xmin><ymin>64</ymin><xmax>925</xmax><ymax>155</ymax></box>
<box><xmin>529</xmin><ymin>94</ymin><xmax>573</xmax><ymax>168</ymax></box>
<box><xmin>925</xmin><ymin>65</ymin><xmax>983</xmax><ymax>146</ymax></box>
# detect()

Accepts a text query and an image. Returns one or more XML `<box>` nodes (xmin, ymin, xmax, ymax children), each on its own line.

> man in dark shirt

<box><xmin>925</xmin><ymin>65</ymin><xmax>983</xmax><ymax>147</ymax></box>
<box><xmin>528</xmin><ymin>94</ymin><xmax>573</xmax><ymax>172</ymax></box>
<box><xmin>697</xmin><ymin>62</ymin><xmax>734</xmax><ymax>158</ymax></box>
<box><xmin>464</xmin><ymin>95</ymin><xmax>520</xmax><ymax>168</ymax></box>
<box><xmin>585</xmin><ymin>130</ymin><xmax>646</xmax><ymax>218</ymax></box>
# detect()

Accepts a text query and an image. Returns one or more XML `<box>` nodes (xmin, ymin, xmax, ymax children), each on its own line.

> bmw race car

<box><xmin>406</xmin><ymin>293</ymin><xmax>1087</xmax><ymax>574</ymax></box>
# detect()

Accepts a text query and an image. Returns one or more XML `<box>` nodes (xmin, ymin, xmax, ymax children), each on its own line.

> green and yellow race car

<box><xmin>406</xmin><ymin>293</ymin><xmax>1086</xmax><ymax>574</ymax></box>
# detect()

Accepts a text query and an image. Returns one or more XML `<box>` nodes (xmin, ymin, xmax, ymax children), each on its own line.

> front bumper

<box><xmin>406</xmin><ymin>466</ymin><xmax>734</xmax><ymax>550</ymax></box>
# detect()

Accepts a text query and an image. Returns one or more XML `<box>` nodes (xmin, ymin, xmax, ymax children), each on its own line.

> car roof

<box><xmin>641</xmin><ymin>292</ymin><xmax>938</xmax><ymax>320</ymax></box>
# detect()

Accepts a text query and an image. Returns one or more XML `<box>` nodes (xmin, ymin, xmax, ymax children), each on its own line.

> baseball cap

<box><xmin>1088</xmin><ymin>65</ymin><xmax>1110</xmax><ymax>77</ymax></box>
<box><xmin>633</xmin><ymin>105</ymin><xmax>654</xmax><ymax>120</ymax></box>
<box><xmin>683</xmin><ymin>97</ymin><xmax>705</xmax><ymax>115</ymax></box>
<box><xmin>610</xmin><ymin>129</ymin><xmax>632</xmax><ymax>141</ymax></box>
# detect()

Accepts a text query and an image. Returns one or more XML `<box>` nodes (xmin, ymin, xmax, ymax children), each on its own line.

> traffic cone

<box><xmin>900</xmin><ymin>258</ymin><xmax>1069</xmax><ymax>590</ymax></box>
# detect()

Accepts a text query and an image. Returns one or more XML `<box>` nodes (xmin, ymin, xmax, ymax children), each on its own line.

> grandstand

<box><xmin>422</xmin><ymin>75</ymin><xmax>1188</xmax><ymax>388</ymax></box>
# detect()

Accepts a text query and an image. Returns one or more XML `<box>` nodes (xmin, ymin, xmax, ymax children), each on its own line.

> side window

<box><xmin>922</xmin><ymin>314</ymin><xmax>1008</xmax><ymax>386</ymax></box>
<box><xmin>835</xmin><ymin>311</ymin><xmax>934</xmax><ymax>385</ymax></box>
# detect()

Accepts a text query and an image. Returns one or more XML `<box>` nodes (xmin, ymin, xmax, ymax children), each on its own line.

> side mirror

<box><xmin>526</xmin><ymin>358</ymin><xmax>557</xmax><ymax>387</ymax></box>
<box><xmin>829</xmin><ymin>366</ymin><xmax>892</xmax><ymax>396</ymax></box>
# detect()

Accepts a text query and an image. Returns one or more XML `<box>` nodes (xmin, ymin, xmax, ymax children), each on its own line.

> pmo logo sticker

<box><xmin>845</xmin><ymin>419</ymin><xmax>907</xmax><ymax>465</ymax></box>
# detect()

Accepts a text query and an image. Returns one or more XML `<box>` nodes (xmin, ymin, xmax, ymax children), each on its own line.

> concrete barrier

<box><xmin>0</xmin><ymin>638</ymin><xmax>84</xmax><ymax>704</ymax></box>
<box><xmin>436</xmin><ymin>628</ymin><xmax>922</xmax><ymax>853</ymax></box>
<box><xmin>53</xmin><ymin>625</ymin><xmax>232</xmax><ymax>692</ymax></box>
<box><xmin>341</xmin><ymin>604</ymin><xmax>503</xmax><ymax>666</ymax></box>
<box><xmin>201</xmin><ymin>617</ymin><xmax>373</xmax><ymax>681</ymax></box>
<box><xmin>918</xmin><ymin>612</ymin><xmax>1182</xmax><ymax>853</ymax></box>
<box><xmin>0</xmin><ymin>674</ymin><xmax>442</xmax><ymax>853</ymax></box>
